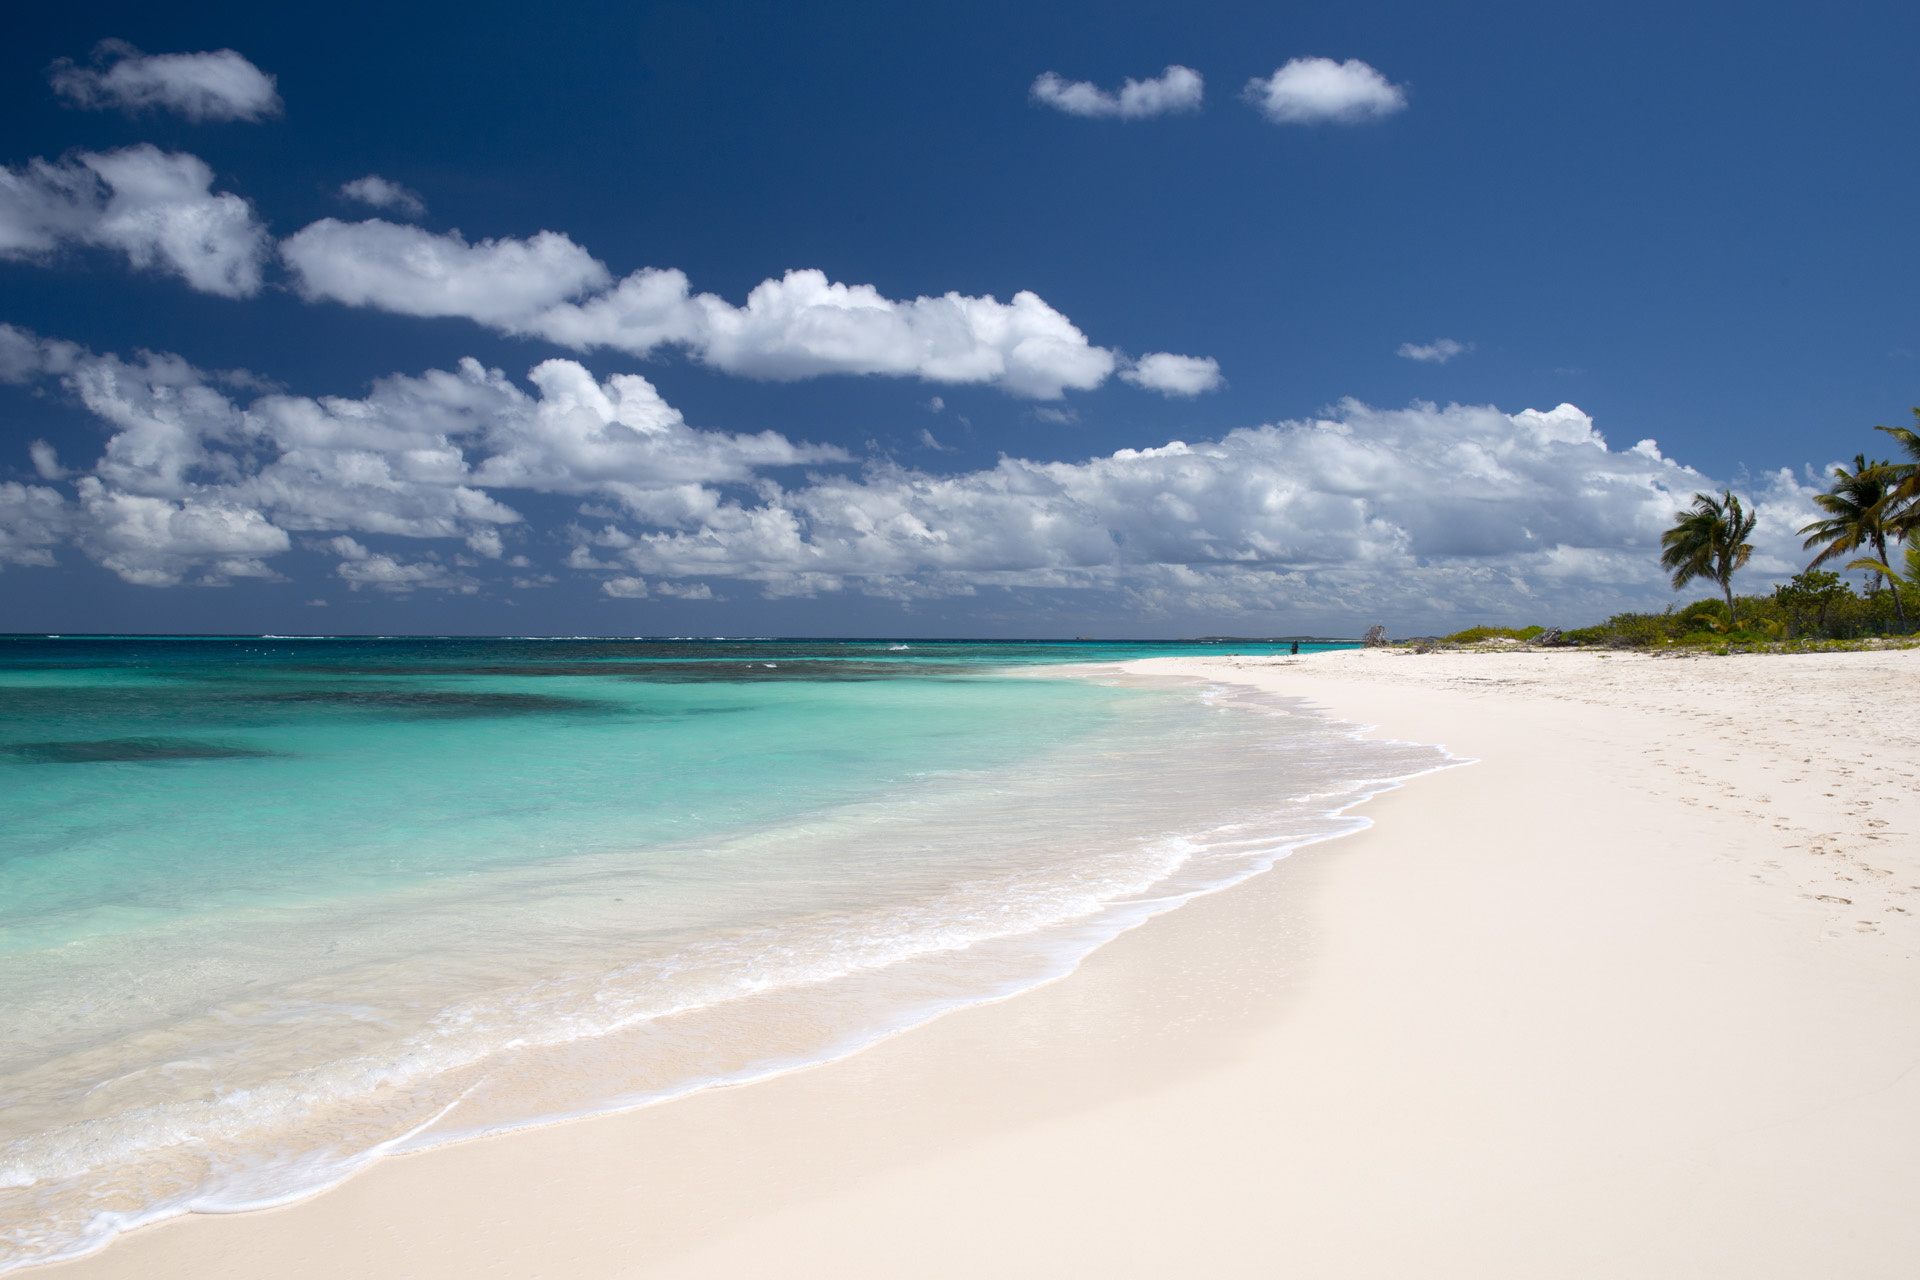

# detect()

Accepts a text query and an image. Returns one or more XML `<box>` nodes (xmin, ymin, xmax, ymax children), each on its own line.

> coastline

<box><xmin>45</xmin><ymin>647</ymin><xmax>1920</xmax><ymax>1278</ymax></box>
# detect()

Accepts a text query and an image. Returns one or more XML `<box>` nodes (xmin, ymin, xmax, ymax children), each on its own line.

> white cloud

<box><xmin>280</xmin><ymin>219</ymin><xmax>609</xmax><ymax>324</ymax></box>
<box><xmin>6</xmin><ymin>174</ymin><xmax>1199</xmax><ymax>401</ymax></box>
<box><xmin>334</xmin><ymin>549</ymin><xmax>473</xmax><ymax>593</ymax></box>
<box><xmin>1398</xmin><ymin>338</ymin><xmax>1471</xmax><ymax>364</ymax></box>
<box><xmin>280</xmin><ymin>224</ymin><xmax>1133</xmax><ymax>399</ymax></box>
<box><xmin>1244</xmin><ymin>58</ymin><xmax>1406</xmax><ymax>125</ymax></box>
<box><xmin>8</xmin><ymin>326</ymin><xmax>1829</xmax><ymax>627</ymax></box>
<box><xmin>674</xmin><ymin>270</ymin><xmax>1116</xmax><ymax>397</ymax></box>
<box><xmin>0</xmin><ymin>146</ymin><xmax>269</xmax><ymax>296</ymax></box>
<box><xmin>1031</xmin><ymin>66</ymin><xmax>1204</xmax><ymax>119</ymax></box>
<box><xmin>29</xmin><ymin>441</ymin><xmax>68</xmax><ymax>479</ymax></box>
<box><xmin>48</xmin><ymin>40</ymin><xmax>282</xmax><ymax>123</ymax></box>
<box><xmin>1121</xmin><ymin>352</ymin><xmax>1224</xmax><ymax>396</ymax></box>
<box><xmin>572</xmin><ymin>401</ymin><xmax>1823</xmax><ymax>626</ymax></box>
<box><xmin>0</xmin><ymin>150</ymin><xmax>1205</xmax><ymax>399</ymax></box>
<box><xmin>467</xmin><ymin>356</ymin><xmax>844</xmax><ymax>509</ymax></box>
<box><xmin>597</xmin><ymin>570</ymin><xmax>720</xmax><ymax>599</ymax></box>
<box><xmin>73</xmin><ymin>476</ymin><xmax>288</xmax><ymax>586</ymax></box>
<box><xmin>0</xmin><ymin>324</ymin><xmax>80</xmax><ymax>384</ymax></box>
<box><xmin>0</xmin><ymin>482</ymin><xmax>70</xmax><ymax>568</ymax></box>
<box><xmin>656</xmin><ymin>580</ymin><xmax>714</xmax><ymax>600</ymax></box>
<box><xmin>4</xmin><ymin>328</ymin><xmax>840</xmax><ymax>585</ymax></box>
<box><xmin>338</xmin><ymin>175</ymin><xmax>426</xmax><ymax>218</ymax></box>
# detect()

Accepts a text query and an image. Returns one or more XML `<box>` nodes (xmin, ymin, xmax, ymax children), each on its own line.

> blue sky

<box><xmin>2</xmin><ymin>0</ymin><xmax>1916</xmax><ymax>636</ymax></box>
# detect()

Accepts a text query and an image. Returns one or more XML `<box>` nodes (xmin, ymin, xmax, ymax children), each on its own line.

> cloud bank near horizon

<box><xmin>0</xmin><ymin>325</ymin><xmax>1823</xmax><ymax>627</ymax></box>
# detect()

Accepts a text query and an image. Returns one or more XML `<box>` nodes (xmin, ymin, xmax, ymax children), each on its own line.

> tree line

<box><xmin>1647</xmin><ymin>407</ymin><xmax>1920</xmax><ymax>644</ymax></box>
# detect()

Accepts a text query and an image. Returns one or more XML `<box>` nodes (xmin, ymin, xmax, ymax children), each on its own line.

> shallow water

<box><xmin>0</xmin><ymin>637</ymin><xmax>1444</xmax><ymax>1269</ymax></box>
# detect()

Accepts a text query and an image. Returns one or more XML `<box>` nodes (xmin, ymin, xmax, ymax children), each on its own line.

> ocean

<box><xmin>0</xmin><ymin>636</ymin><xmax>1447</xmax><ymax>1269</ymax></box>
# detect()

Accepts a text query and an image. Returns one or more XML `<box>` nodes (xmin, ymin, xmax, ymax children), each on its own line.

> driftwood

<box><xmin>1362</xmin><ymin>624</ymin><xmax>1388</xmax><ymax>647</ymax></box>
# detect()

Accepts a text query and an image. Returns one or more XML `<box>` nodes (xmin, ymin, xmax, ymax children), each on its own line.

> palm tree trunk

<box><xmin>1877</xmin><ymin>532</ymin><xmax>1907</xmax><ymax>631</ymax></box>
<box><xmin>1723</xmin><ymin>576</ymin><xmax>1736</xmax><ymax>627</ymax></box>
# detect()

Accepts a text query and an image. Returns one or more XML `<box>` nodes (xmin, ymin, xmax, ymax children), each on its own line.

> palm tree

<box><xmin>1661</xmin><ymin>490</ymin><xmax>1758</xmax><ymax>624</ymax></box>
<box><xmin>1874</xmin><ymin>409</ymin><xmax>1920</xmax><ymax>541</ymax></box>
<box><xmin>1800</xmin><ymin>454</ymin><xmax>1905</xmax><ymax>630</ymax></box>
<box><xmin>1845</xmin><ymin>544</ymin><xmax>1918</xmax><ymax>615</ymax></box>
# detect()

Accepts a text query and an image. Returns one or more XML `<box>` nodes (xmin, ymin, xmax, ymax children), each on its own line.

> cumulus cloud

<box><xmin>656</xmin><ymin>580</ymin><xmax>715</xmax><ymax>599</ymax></box>
<box><xmin>338</xmin><ymin>175</ymin><xmax>426</xmax><ymax>218</ymax></box>
<box><xmin>331</xmin><ymin>541</ymin><xmax>474</xmax><ymax>593</ymax></box>
<box><xmin>283</xmin><ymin>223</ymin><xmax>1127</xmax><ymax>398</ymax></box>
<box><xmin>0</xmin><ymin>323</ymin><xmax>81</xmax><ymax>384</ymax></box>
<box><xmin>1121</xmin><ymin>352</ymin><xmax>1224</xmax><ymax>396</ymax></box>
<box><xmin>48</xmin><ymin>40</ymin><xmax>282</xmax><ymax>123</ymax></box>
<box><xmin>1398</xmin><ymin>338</ymin><xmax>1471</xmax><ymax>364</ymax></box>
<box><xmin>0</xmin><ymin>482</ymin><xmax>70</xmax><ymax>569</ymax></box>
<box><xmin>2</xmin><ymin>159</ymin><xmax>1204</xmax><ymax>399</ymax></box>
<box><xmin>1030</xmin><ymin>65</ymin><xmax>1204</xmax><ymax>119</ymax></box>
<box><xmin>1244</xmin><ymin>58</ymin><xmax>1406</xmax><ymax>125</ymax></box>
<box><xmin>72</xmin><ymin>476</ymin><xmax>288</xmax><ymax>586</ymax></box>
<box><xmin>281</xmin><ymin>219</ymin><xmax>609</xmax><ymax>324</ymax></box>
<box><xmin>29</xmin><ymin>441</ymin><xmax>68</xmax><ymax>480</ymax></box>
<box><xmin>0</xmin><ymin>145</ymin><xmax>270</xmax><ymax>296</ymax></box>
<box><xmin>6</xmin><ymin>325</ymin><xmax>1829</xmax><ymax>627</ymax></box>
<box><xmin>1</xmin><ymin>327</ymin><xmax>841</xmax><ymax>586</ymax></box>
<box><xmin>566</xmin><ymin>401</ymin><xmax>1822</xmax><ymax>625</ymax></box>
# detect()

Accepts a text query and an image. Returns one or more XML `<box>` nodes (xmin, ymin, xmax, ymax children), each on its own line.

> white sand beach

<box><xmin>48</xmin><ymin>646</ymin><xmax>1920</xmax><ymax>1279</ymax></box>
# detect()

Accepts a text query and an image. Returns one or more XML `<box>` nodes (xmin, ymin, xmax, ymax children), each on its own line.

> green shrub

<box><xmin>1441</xmin><ymin>624</ymin><xmax>1548</xmax><ymax>644</ymax></box>
<box><xmin>1596</xmin><ymin>612</ymin><xmax>1675</xmax><ymax>647</ymax></box>
<box><xmin>1678</xmin><ymin>599</ymin><xmax>1730</xmax><ymax>630</ymax></box>
<box><xmin>1555</xmin><ymin>574</ymin><xmax>1914</xmax><ymax>649</ymax></box>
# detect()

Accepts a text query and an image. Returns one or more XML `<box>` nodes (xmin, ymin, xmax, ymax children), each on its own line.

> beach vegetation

<box><xmin>1874</xmin><ymin>408</ymin><xmax>1920</xmax><ymax>533</ymax></box>
<box><xmin>1560</xmin><ymin>570</ymin><xmax>1918</xmax><ymax>649</ymax></box>
<box><xmin>1660</xmin><ymin>490</ymin><xmax>1757</xmax><ymax>624</ymax></box>
<box><xmin>1579</xmin><ymin>411</ymin><xmax>1920</xmax><ymax>651</ymax></box>
<box><xmin>1415</xmin><ymin>411</ymin><xmax>1920</xmax><ymax>654</ymax></box>
<box><xmin>1799</xmin><ymin>453</ymin><xmax>1907</xmax><ymax>630</ymax></box>
<box><xmin>1440</xmin><ymin>624</ymin><xmax>1545</xmax><ymax>644</ymax></box>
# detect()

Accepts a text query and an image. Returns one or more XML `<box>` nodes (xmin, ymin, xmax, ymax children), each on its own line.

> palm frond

<box><xmin>1845</xmin><ymin>556</ymin><xmax>1902</xmax><ymax>586</ymax></box>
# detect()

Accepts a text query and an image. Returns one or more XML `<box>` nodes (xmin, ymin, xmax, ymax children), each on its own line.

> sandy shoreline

<box><xmin>44</xmin><ymin>647</ymin><xmax>1920</xmax><ymax>1278</ymax></box>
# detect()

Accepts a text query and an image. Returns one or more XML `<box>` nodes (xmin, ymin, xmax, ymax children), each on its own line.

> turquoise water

<box><xmin>0</xmin><ymin>636</ymin><xmax>1437</xmax><ymax>1269</ymax></box>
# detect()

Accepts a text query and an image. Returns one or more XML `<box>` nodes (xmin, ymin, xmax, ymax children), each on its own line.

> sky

<box><xmin>2</xmin><ymin>0</ymin><xmax>1916</xmax><ymax>637</ymax></box>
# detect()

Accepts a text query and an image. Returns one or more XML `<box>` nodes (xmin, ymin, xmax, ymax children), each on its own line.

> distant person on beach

<box><xmin>1291</xmin><ymin>641</ymin><xmax>1300</xmax><ymax>655</ymax></box>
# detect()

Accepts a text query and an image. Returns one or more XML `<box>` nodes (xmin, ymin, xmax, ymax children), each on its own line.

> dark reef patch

<box><xmin>276</xmin><ymin>662</ymin><xmax>978</xmax><ymax>683</ymax></box>
<box><xmin>249</xmin><ymin>689</ymin><xmax>607</xmax><ymax>717</ymax></box>
<box><xmin>2</xmin><ymin>738</ymin><xmax>280</xmax><ymax>764</ymax></box>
